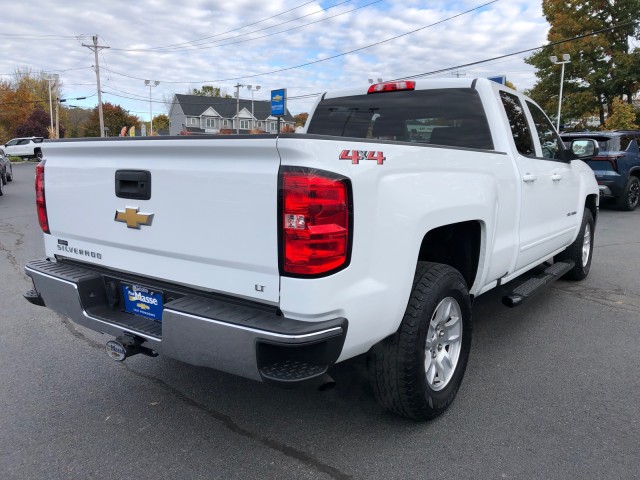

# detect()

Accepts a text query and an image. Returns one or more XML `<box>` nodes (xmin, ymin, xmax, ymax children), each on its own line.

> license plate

<box><xmin>121</xmin><ymin>284</ymin><xmax>163</xmax><ymax>322</ymax></box>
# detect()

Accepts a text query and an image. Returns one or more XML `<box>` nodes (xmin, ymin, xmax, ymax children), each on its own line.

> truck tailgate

<box><xmin>42</xmin><ymin>137</ymin><xmax>281</xmax><ymax>303</ymax></box>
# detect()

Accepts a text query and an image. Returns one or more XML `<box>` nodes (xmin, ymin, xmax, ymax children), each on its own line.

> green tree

<box><xmin>83</xmin><ymin>102</ymin><xmax>140</xmax><ymax>137</ymax></box>
<box><xmin>605</xmin><ymin>97</ymin><xmax>639</xmax><ymax>129</ymax></box>
<box><xmin>526</xmin><ymin>0</ymin><xmax>640</xmax><ymax>127</ymax></box>
<box><xmin>188</xmin><ymin>85</ymin><xmax>232</xmax><ymax>98</ymax></box>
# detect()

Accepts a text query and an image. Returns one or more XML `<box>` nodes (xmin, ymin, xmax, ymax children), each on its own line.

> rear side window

<box><xmin>306</xmin><ymin>88</ymin><xmax>494</xmax><ymax>150</ymax></box>
<box><xmin>499</xmin><ymin>91</ymin><xmax>535</xmax><ymax>157</ymax></box>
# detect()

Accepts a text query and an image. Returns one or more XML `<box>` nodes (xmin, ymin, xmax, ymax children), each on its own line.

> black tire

<box><xmin>367</xmin><ymin>262</ymin><xmax>472</xmax><ymax>420</ymax></box>
<box><xmin>35</xmin><ymin>150</ymin><xmax>43</xmax><ymax>160</ymax></box>
<box><xmin>616</xmin><ymin>176</ymin><xmax>640</xmax><ymax>211</ymax></box>
<box><xmin>6</xmin><ymin>167</ymin><xmax>12</xmax><ymax>182</ymax></box>
<box><xmin>555</xmin><ymin>209</ymin><xmax>594</xmax><ymax>281</ymax></box>
<box><xmin>0</xmin><ymin>177</ymin><xmax>4</xmax><ymax>196</ymax></box>
<box><xmin>1</xmin><ymin>173</ymin><xmax>6</xmax><ymax>186</ymax></box>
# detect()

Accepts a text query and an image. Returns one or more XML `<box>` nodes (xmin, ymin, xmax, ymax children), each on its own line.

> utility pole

<box><xmin>46</xmin><ymin>74</ymin><xmax>59</xmax><ymax>136</ymax></box>
<box><xmin>234</xmin><ymin>83</ymin><xmax>245</xmax><ymax>134</ymax></box>
<box><xmin>82</xmin><ymin>35</ymin><xmax>110</xmax><ymax>137</ymax></box>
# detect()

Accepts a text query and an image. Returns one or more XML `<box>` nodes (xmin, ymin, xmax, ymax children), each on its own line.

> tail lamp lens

<box><xmin>35</xmin><ymin>161</ymin><xmax>50</xmax><ymax>234</ymax></box>
<box><xmin>281</xmin><ymin>170</ymin><xmax>351</xmax><ymax>276</ymax></box>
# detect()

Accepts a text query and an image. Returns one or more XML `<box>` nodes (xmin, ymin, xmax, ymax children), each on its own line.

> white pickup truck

<box><xmin>25</xmin><ymin>79</ymin><xmax>599</xmax><ymax>420</ymax></box>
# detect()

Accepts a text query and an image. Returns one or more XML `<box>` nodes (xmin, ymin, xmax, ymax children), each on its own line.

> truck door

<box><xmin>499</xmin><ymin>91</ymin><xmax>580</xmax><ymax>270</ymax></box>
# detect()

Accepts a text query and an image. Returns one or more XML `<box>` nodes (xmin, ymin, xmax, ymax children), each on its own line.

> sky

<box><xmin>0</xmin><ymin>0</ymin><xmax>551</xmax><ymax>118</ymax></box>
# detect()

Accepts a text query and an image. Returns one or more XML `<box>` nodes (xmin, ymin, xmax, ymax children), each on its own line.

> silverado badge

<box><xmin>114</xmin><ymin>207</ymin><xmax>154</xmax><ymax>229</ymax></box>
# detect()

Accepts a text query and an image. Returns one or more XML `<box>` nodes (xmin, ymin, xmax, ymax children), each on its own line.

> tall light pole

<box><xmin>246</xmin><ymin>85</ymin><xmax>261</xmax><ymax>131</ymax></box>
<box><xmin>144</xmin><ymin>80</ymin><xmax>160</xmax><ymax>135</ymax></box>
<box><xmin>234</xmin><ymin>83</ymin><xmax>246</xmax><ymax>134</ymax></box>
<box><xmin>46</xmin><ymin>74</ymin><xmax>59</xmax><ymax>135</ymax></box>
<box><xmin>550</xmin><ymin>54</ymin><xmax>571</xmax><ymax>132</ymax></box>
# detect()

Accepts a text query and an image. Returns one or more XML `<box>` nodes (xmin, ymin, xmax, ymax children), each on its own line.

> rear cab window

<box><xmin>306</xmin><ymin>88</ymin><xmax>494</xmax><ymax>150</ymax></box>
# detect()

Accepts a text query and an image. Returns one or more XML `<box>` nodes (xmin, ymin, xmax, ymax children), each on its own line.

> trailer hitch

<box><xmin>106</xmin><ymin>335</ymin><xmax>158</xmax><ymax>361</ymax></box>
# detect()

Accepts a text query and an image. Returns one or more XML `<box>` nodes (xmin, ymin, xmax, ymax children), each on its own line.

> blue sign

<box><xmin>488</xmin><ymin>75</ymin><xmax>506</xmax><ymax>85</ymax></box>
<box><xmin>122</xmin><ymin>284</ymin><xmax>163</xmax><ymax>322</ymax></box>
<box><xmin>271</xmin><ymin>88</ymin><xmax>287</xmax><ymax>117</ymax></box>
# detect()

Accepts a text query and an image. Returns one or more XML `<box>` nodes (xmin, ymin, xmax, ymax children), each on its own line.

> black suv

<box><xmin>561</xmin><ymin>130</ymin><xmax>640</xmax><ymax>211</ymax></box>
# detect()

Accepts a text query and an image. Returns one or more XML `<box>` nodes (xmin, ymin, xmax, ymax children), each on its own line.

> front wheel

<box><xmin>35</xmin><ymin>150</ymin><xmax>43</xmax><ymax>160</ymax></box>
<box><xmin>1</xmin><ymin>173</ymin><xmax>6</xmax><ymax>186</ymax></box>
<box><xmin>0</xmin><ymin>177</ymin><xmax>4</xmax><ymax>196</ymax></box>
<box><xmin>367</xmin><ymin>262</ymin><xmax>472</xmax><ymax>420</ymax></box>
<box><xmin>555</xmin><ymin>209</ymin><xmax>594</xmax><ymax>281</ymax></box>
<box><xmin>616</xmin><ymin>176</ymin><xmax>640</xmax><ymax>211</ymax></box>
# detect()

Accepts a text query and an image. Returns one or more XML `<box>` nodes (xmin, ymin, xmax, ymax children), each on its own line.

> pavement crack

<box><xmin>552</xmin><ymin>284</ymin><xmax>640</xmax><ymax>315</ymax></box>
<box><xmin>0</xmin><ymin>224</ymin><xmax>25</xmax><ymax>275</ymax></box>
<box><xmin>58</xmin><ymin>315</ymin><xmax>104</xmax><ymax>350</ymax></box>
<box><xmin>123</xmin><ymin>364</ymin><xmax>352</xmax><ymax>480</ymax></box>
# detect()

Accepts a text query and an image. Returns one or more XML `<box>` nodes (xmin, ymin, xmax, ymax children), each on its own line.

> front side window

<box><xmin>499</xmin><ymin>91</ymin><xmax>535</xmax><ymax>157</ymax></box>
<box><xmin>307</xmin><ymin>88</ymin><xmax>494</xmax><ymax>150</ymax></box>
<box><xmin>240</xmin><ymin>120</ymin><xmax>250</xmax><ymax>129</ymax></box>
<box><xmin>526</xmin><ymin>101</ymin><xmax>565</xmax><ymax>161</ymax></box>
<box><xmin>205</xmin><ymin>117</ymin><xmax>216</xmax><ymax>128</ymax></box>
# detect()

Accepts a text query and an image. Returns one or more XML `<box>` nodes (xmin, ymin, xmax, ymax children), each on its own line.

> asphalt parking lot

<box><xmin>1</xmin><ymin>162</ymin><xmax>639</xmax><ymax>480</ymax></box>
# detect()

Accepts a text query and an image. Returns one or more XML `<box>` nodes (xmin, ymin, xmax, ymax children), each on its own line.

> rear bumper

<box><xmin>25</xmin><ymin>258</ymin><xmax>347</xmax><ymax>384</ymax></box>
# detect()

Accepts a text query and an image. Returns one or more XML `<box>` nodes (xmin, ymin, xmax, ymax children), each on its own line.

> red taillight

<box><xmin>35</xmin><ymin>161</ymin><xmax>49</xmax><ymax>234</ymax></box>
<box><xmin>281</xmin><ymin>169</ymin><xmax>351</xmax><ymax>276</ymax></box>
<box><xmin>368</xmin><ymin>81</ymin><xmax>415</xmax><ymax>94</ymax></box>
<box><xmin>591</xmin><ymin>155</ymin><xmax>623</xmax><ymax>172</ymax></box>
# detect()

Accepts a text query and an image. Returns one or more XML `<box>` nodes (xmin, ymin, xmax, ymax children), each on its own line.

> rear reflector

<box><xmin>281</xmin><ymin>169</ymin><xmax>351</xmax><ymax>276</ymax></box>
<box><xmin>35</xmin><ymin>161</ymin><xmax>50</xmax><ymax>234</ymax></box>
<box><xmin>368</xmin><ymin>81</ymin><xmax>415</xmax><ymax>94</ymax></box>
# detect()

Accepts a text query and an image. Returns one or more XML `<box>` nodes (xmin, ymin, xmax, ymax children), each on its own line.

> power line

<box><xmin>111</xmin><ymin>0</ymin><xmax>335</xmax><ymax>52</ymax></box>
<box><xmin>101</xmin><ymin>0</ymin><xmax>499</xmax><ymax>84</ymax></box>
<box><xmin>395</xmin><ymin>19</ymin><xmax>640</xmax><ymax>80</ymax></box>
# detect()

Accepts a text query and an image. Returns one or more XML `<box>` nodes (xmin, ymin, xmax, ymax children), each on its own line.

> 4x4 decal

<box><xmin>339</xmin><ymin>150</ymin><xmax>386</xmax><ymax>165</ymax></box>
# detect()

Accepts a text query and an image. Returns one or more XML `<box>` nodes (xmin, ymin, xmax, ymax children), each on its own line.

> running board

<box><xmin>502</xmin><ymin>260</ymin><xmax>575</xmax><ymax>308</ymax></box>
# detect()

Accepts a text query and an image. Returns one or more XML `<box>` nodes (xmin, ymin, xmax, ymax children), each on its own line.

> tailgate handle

<box><xmin>115</xmin><ymin>170</ymin><xmax>151</xmax><ymax>200</ymax></box>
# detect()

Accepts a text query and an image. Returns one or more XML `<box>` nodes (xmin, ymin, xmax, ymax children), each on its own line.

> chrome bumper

<box><xmin>25</xmin><ymin>259</ymin><xmax>347</xmax><ymax>382</ymax></box>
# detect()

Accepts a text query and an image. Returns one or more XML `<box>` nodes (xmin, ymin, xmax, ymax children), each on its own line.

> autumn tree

<box><xmin>15</xmin><ymin>106</ymin><xmax>51</xmax><ymax>138</ymax></box>
<box><xmin>151</xmin><ymin>114</ymin><xmax>170</xmax><ymax>134</ymax></box>
<box><xmin>293</xmin><ymin>113</ymin><xmax>309</xmax><ymax>127</ymax></box>
<box><xmin>83</xmin><ymin>102</ymin><xmax>140</xmax><ymax>137</ymax></box>
<box><xmin>526</xmin><ymin>0</ymin><xmax>640</xmax><ymax>126</ymax></box>
<box><xmin>605</xmin><ymin>98</ymin><xmax>639</xmax><ymax>130</ymax></box>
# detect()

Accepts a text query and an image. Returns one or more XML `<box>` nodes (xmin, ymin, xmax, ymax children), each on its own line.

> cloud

<box><xmin>0</xmin><ymin>0</ymin><xmax>549</xmax><ymax>116</ymax></box>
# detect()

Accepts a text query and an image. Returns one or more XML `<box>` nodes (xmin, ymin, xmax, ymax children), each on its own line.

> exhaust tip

<box><xmin>317</xmin><ymin>373</ymin><xmax>336</xmax><ymax>391</ymax></box>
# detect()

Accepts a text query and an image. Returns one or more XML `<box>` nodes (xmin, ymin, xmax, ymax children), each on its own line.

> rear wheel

<box><xmin>1</xmin><ymin>173</ymin><xmax>6</xmax><ymax>186</ymax></box>
<box><xmin>6</xmin><ymin>167</ymin><xmax>12</xmax><ymax>182</ymax></box>
<box><xmin>35</xmin><ymin>150</ymin><xmax>43</xmax><ymax>160</ymax></box>
<box><xmin>0</xmin><ymin>177</ymin><xmax>4</xmax><ymax>196</ymax></box>
<box><xmin>367</xmin><ymin>262</ymin><xmax>472</xmax><ymax>420</ymax></box>
<box><xmin>616</xmin><ymin>176</ymin><xmax>640</xmax><ymax>211</ymax></box>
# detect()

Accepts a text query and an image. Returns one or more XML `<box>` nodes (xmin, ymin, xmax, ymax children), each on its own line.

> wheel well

<box><xmin>585</xmin><ymin>194</ymin><xmax>598</xmax><ymax>224</ymax></box>
<box><xmin>417</xmin><ymin>221</ymin><xmax>481</xmax><ymax>289</ymax></box>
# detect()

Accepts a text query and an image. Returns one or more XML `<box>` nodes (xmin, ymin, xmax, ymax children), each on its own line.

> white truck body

<box><xmin>25</xmin><ymin>78</ymin><xmax>599</xmax><ymax>419</ymax></box>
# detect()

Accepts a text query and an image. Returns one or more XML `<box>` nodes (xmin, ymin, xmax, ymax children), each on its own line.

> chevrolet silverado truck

<box><xmin>24</xmin><ymin>79</ymin><xmax>599</xmax><ymax>420</ymax></box>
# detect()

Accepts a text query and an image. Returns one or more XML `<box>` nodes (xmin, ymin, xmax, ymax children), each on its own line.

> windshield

<box><xmin>307</xmin><ymin>88</ymin><xmax>494</xmax><ymax>150</ymax></box>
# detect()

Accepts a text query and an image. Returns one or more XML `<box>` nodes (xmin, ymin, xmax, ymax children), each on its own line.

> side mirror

<box><xmin>570</xmin><ymin>139</ymin><xmax>599</xmax><ymax>159</ymax></box>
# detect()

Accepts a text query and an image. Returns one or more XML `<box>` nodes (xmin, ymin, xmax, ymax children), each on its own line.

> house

<box><xmin>168</xmin><ymin>94</ymin><xmax>295</xmax><ymax>135</ymax></box>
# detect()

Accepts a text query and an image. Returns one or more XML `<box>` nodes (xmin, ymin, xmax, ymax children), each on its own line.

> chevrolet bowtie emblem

<box><xmin>114</xmin><ymin>207</ymin><xmax>154</xmax><ymax>229</ymax></box>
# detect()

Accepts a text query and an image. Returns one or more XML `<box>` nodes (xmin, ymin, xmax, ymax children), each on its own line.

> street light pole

<box><xmin>246</xmin><ymin>85</ymin><xmax>261</xmax><ymax>131</ymax></box>
<box><xmin>144</xmin><ymin>80</ymin><xmax>160</xmax><ymax>135</ymax></box>
<box><xmin>550</xmin><ymin>54</ymin><xmax>571</xmax><ymax>132</ymax></box>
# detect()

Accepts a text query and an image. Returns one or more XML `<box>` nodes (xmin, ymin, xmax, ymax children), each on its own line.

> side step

<box><xmin>502</xmin><ymin>260</ymin><xmax>575</xmax><ymax>308</ymax></box>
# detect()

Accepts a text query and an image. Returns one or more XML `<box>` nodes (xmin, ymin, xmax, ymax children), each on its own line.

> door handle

<box><xmin>551</xmin><ymin>174</ymin><xmax>562</xmax><ymax>182</ymax></box>
<box><xmin>522</xmin><ymin>174</ymin><xmax>537</xmax><ymax>183</ymax></box>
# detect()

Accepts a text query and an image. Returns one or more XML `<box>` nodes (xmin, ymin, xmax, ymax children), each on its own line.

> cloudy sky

<box><xmin>0</xmin><ymin>0</ymin><xmax>550</xmax><ymax>118</ymax></box>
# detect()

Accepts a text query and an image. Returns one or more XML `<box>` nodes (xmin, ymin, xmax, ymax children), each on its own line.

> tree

<box><xmin>15</xmin><ymin>106</ymin><xmax>51</xmax><ymax>138</ymax></box>
<box><xmin>187</xmin><ymin>85</ymin><xmax>232</xmax><ymax>98</ymax></box>
<box><xmin>293</xmin><ymin>113</ymin><xmax>309</xmax><ymax>127</ymax></box>
<box><xmin>605</xmin><ymin>98</ymin><xmax>639</xmax><ymax>130</ymax></box>
<box><xmin>151</xmin><ymin>114</ymin><xmax>169</xmax><ymax>133</ymax></box>
<box><xmin>83</xmin><ymin>102</ymin><xmax>140</xmax><ymax>137</ymax></box>
<box><xmin>525</xmin><ymin>0</ymin><xmax>640</xmax><ymax>126</ymax></box>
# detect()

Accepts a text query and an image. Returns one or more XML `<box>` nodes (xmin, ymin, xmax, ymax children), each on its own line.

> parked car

<box><xmin>2</xmin><ymin>137</ymin><xmax>44</xmax><ymax>160</ymax></box>
<box><xmin>561</xmin><ymin>130</ymin><xmax>640</xmax><ymax>210</ymax></box>
<box><xmin>0</xmin><ymin>149</ymin><xmax>14</xmax><ymax>184</ymax></box>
